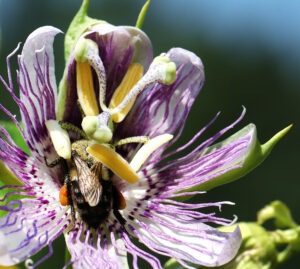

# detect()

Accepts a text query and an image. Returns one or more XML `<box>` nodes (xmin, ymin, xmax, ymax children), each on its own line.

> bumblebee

<box><xmin>54</xmin><ymin>140</ymin><xmax>126</xmax><ymax>229</ymax></box>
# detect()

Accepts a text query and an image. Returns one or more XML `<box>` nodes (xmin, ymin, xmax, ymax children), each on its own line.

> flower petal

<box><xmin>126</xmin><ymin>212</ymin><xmax>241</xmax><ymax>267</ymax></box>
<box><xmin>116</xmin><ymin>47</ymin><xmax>204</xmax><ymax>159</ymax></box>
<box><xmin>65</xmin><ymin>223</ymin><xmax>128</xmax><ymax>269</ymax></box>
<box><xmin>0</xmin><ymin>197</ymin><xmax>69</xmax><ymax>266</ymax></box>
<box><xmin>136</xmin><ymin>110</ymin><xmax>255</xmax><ymax>196</ymax></box>
<box><xmin>0</xmin><ymin>126</ymin><xmax>62</xmax><ymax>187</ymax></box>
<box><xmin>192</xmin><ymin>123</ymin><xmax>292</xmax><ymax>192</ymax></box>
<box><xmin>17</xmin><ymin>26</ymin><xmax>62</xmax><ymax>160</ymax></box>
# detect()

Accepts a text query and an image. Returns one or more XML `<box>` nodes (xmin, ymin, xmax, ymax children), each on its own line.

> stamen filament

<box><xmin>114</xmin><ymin>136</ymin><xmax>150</xmax><ymax>147</ymax></box>
<box><xmin>59</xmin><ymin>121</ymin><xmax>88</xmax><ymax>139</ymax></box>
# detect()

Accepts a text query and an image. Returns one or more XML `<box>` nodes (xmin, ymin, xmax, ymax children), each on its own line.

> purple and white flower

<box><xmin>0</xmin><ymin>22</ymin><xmax>257</xmax><ymax>268</ymax></box>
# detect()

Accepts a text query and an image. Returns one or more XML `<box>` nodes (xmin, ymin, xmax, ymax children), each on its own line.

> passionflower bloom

<box><xmin>0</xmin><ymin>3</ymin><xmax>287</xmax><ymax>269</ymax></box>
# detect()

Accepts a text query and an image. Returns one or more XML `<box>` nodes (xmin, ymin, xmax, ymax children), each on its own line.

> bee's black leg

<box><xmin>63</xmin><ymin>167</ymin><xmax>76</xmax><ymax>229</ymax></box>
<box><xmin>44</xmin><ymin>156</ymin><xmax>64</xmax><ymax>168</ymax></box>
<box><xmin>113</xmin><ymin>208</ymin><xmax>126</xmax><ymax>226</ymax></box>
<box><xmin>45</xmin><ymin>156</ymin><xmax>76</xmax><ymax>231</ymax></box>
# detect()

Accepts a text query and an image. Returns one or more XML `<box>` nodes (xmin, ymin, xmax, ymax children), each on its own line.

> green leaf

<box><xmin>164</xmin><ymin>258</ymin><xmax>185</xmax><ymax>269</ymax></box>
<box><xmin>136</xmin><ymin>0</ymin><xmax>151</xmax><ymax>29</ymax></box>
<box><xmin>64</xmin><ymin>242</ymin><xmax>72</xmax><ymax>269</ymax></box>
<box><xmin>57</xmin><ymin>0</ymin><xmax>106</xmax><ymax>120</ymax></box>
<box><xmin>177</xmin><ymin>124</ymin><xmax>292</xmax><ymax>199</ymax></box>
<box><xmin>0</xmin><ymin>161</ymin><xmax>23</xmax><ymax>187</ymax></box>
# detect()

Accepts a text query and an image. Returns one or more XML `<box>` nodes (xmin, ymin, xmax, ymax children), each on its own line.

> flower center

<box><xmin>45</xmin><ymin>37</ymin><xmax>176</xmax><ymax>228</ymax></box>
<box><xmin>45</xmin><ymin>38</ymin><xmax>176</xmax><ymax>216</ymax></box>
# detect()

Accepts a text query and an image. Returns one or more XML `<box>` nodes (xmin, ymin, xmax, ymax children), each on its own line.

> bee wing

<box><xmin>73</xmin><ymin>155</ymin><xmax>102</xmax><ymax>207</ymax></box>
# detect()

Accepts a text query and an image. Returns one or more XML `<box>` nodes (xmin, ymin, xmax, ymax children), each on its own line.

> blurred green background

<box><xmin>0</xmin><ymin>0</ymin><xmax>299</xmax><ymax>268</ymax></box>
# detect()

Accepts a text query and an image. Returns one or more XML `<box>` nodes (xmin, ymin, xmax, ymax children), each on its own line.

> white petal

<box><xmin>0</xmin><ymin>198</ymin><xmax>68</xmax><ymax>266</ymax></box>
<box><xmin>65</xmin><ymin>230</ymin><xmax>128</xmax><ymax>269</ymax></box>
<box><xmin>18</xmin><ymin>26</ymin><xmax>62</xmax><ymax>159</ymax></box>
<box><xmin>128</xmin><ymin>214</ymin><xmax>241</xmax><ymax>267</ymax></box>
<box><xmin>0</xmin><ymin>231</ymin><xmax>18</xmax><ymax>266</ymax></box>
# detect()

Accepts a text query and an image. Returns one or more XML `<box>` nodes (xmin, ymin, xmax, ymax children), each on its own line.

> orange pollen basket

<box><xmin>117</xmin><ymin>189</ymin><xmax>127</xmax><ymax>210</ymax></box>
<box><xmin>59</xmin><ymin>184</ymin><xmax>69</xmax><ymax>206</ymax></box>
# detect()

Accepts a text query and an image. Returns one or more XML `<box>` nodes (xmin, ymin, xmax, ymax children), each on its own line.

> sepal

<box><xmin>136</xmin><ymin>0</ymin><xmax>151</xmax><ymax>29</ymax></box>
<box><xmin>190</xmin><ymin>124</ymin><xmax>292</xmax><ymax>192</ymax></box>
<box><xmin>64</xmin><ymin>0</ymin><xmax>105</xmax><ymax>63</ymax></box>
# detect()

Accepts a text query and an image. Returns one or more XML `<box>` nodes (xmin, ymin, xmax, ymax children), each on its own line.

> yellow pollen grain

<box><xmin>109</xmin><ymin>63</ymin><xmax>144</xmax><ymax>122</ymax></box>
<box><xmin>76</xmin><ymin>62</ymin><xmax>99</xmax><ymax>116</ymax></box>
<box><xmin>87</xmin><ymin>144</ymin><xmax>139</xmax><ymax>184</ymax></box>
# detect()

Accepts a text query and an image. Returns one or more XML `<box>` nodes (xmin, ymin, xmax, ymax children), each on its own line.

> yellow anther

<box><xmin>45</xmin><ymin>120</ymin><xmax>71</xmax><ymax>159</ymax></box>
<box><xmin>87</xmin><ymin>144</ymin><xmax>139</xmax><ymax>184</ymax></box>
<box><xmin>76</xmin><ymin>62</ymin><xmax>99</xmax><ymax>116</ymax></box>
<box><xmin>130</xmin><ymin>134</ymin><xmax>173</xmax><ymax>172</ymax></box>
<box><xmin>109</xmin><ymin>63</ymin><xmax>144</xmax><ymax>123</ymax></box>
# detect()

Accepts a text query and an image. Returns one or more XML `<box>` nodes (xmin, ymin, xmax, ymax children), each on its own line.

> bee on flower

<box><xmin>0</xmin><ymin>0</ymin><xmax>289</xmax><ymax>268</ymax></box>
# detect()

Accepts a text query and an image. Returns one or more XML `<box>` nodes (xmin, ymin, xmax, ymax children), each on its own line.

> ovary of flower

<box><xmin>109</xmin><ymin>63</ymin><xmax>144</xmax><ymax>123</ymax></box>
<box><xmin>81</xmin><ymin>112</ymin><xmax>113</xmax><ymax>143</ymax></box>
<box><xmin>130</xmin><ymin>133</ymin><xmax>173</xmax><ymax>172</ymax></box>
<box><xmin>45</xmin><ymin>120</ymin><xmax>71</xmax><ymax>159</ymax></box>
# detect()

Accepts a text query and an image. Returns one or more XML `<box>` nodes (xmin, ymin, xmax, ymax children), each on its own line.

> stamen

<box><xmin>74</xmin><ymin>38</ymin><xmax>107</xmax><ymax>112</ymax></box>
<box><xmin>86</xmin><ymin>144</ymin><xmax>139</xmax><ymax>184</ymax></box>
<box><xmin>45</xmin><ymin>120</ymin><xmax>71</xmax><ymax>159</ymax></box>
<box><xmin>109</xmin><ymin>63</ymin><xmax>144</xmax><ymax>122</ymax></box>
<box><xmin>130</xmin><ymin>134</ymin><xmax>173</xmax><ymax>172</ymax></box>
<box><xmin>108</xmin><ymin>55</ymin><xmax>176</xmax><ymax>116</ymax></box>
<box><xmin>76</xmin><ymin>62</ymin><xmax>99</xmax><ymax>116</ymax></box>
